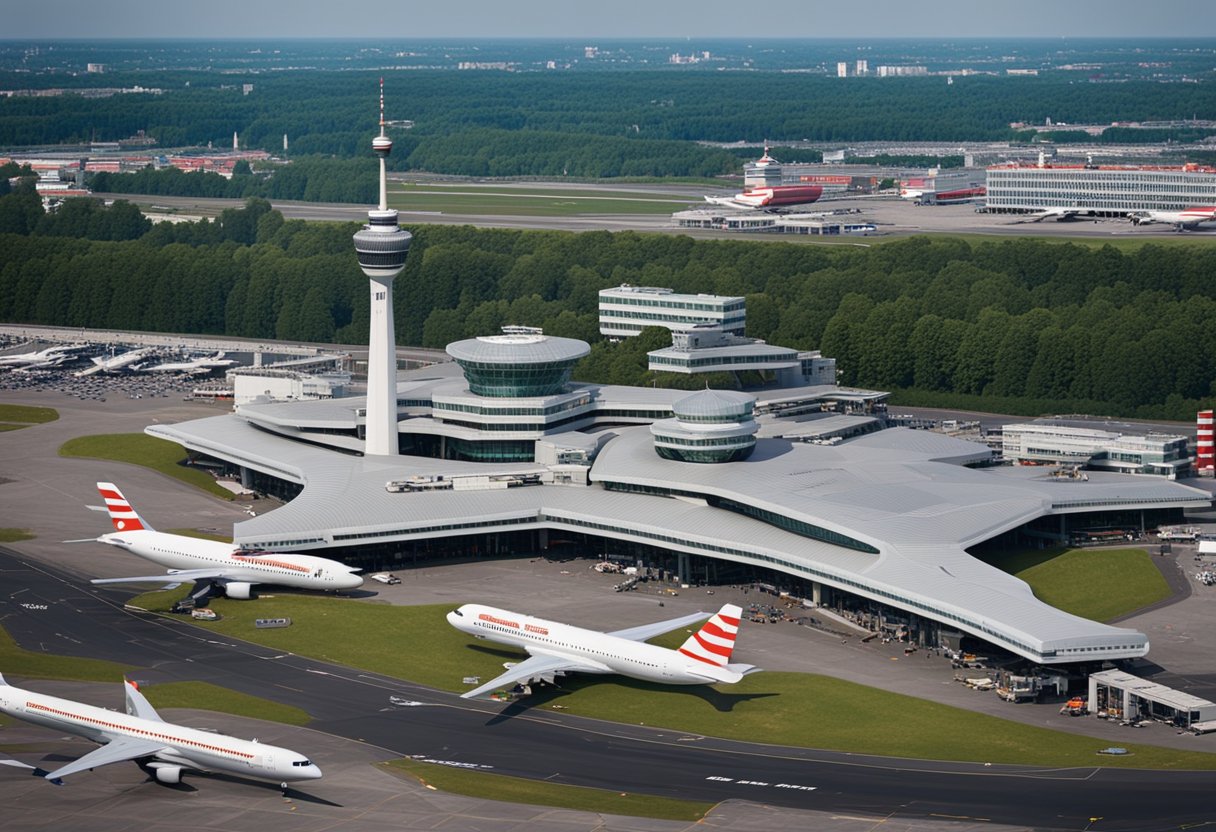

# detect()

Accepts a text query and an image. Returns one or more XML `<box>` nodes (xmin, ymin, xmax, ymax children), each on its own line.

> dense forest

<box><xmin>3</xmin><ymin>70</ymin><xmax>1212</xmax><ymax>175</ymax></box>
<box><xmin>2</xmin><ymin>190</ymin><xmax>1214</xmax><ymax>421</ymax></box>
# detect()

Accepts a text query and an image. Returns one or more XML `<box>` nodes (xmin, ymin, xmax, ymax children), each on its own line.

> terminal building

<box><xmin>598</xmin><ymin>285</ymin><xmax>746</xmax><ymax>338</ymax></box>
<box><xmin>647</xmin><ymin>326</ymin><xmax>839</xmax><ymax>388</ymax></box>
<box><xmin>1001</xmin><ymin>423</ymin><xmax>1192</xmax><ymax>478</ymax></box>
<box><xmin>142</xmin><ymin>93</ymin><xmax>1214</xmax><ymax>671</ymax></box>
<box><xmin>149</xmin><ymin>329</ymin><xmax>1211</xmax><ymax>669</ymax></box>
<box><xmin>984</xmin><ymin>159</ymin><xmax>1216</xmax><ymax>216</ymax></box>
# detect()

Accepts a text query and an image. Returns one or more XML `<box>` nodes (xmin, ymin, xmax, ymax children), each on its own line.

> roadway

<box><xmin>2</xmin><ymin>548</ymin><xmax>1213</xmax><ymax>831</ymax></box>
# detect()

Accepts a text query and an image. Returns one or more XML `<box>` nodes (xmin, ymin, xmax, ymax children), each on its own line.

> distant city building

<box><xmin>855</xmin><ymin>59</ymin><xmax>868</xmax><ymax>75</ymax></box>
<box><xmin>242</xmin><ymin>84</ymin><xmax>254</xmax><ymax>95</ymax></box>
<box><xmin>598</xmin><ymin>285</ymin><xmax>745</xmax><ymax>338</ymax></box>
<box><xmin>86</xmin><ymin>63</ymin><xmax>105</xmax><ymax>73</ymax></box>
<box><xmin>876</xmin><ymin>65</ymin><xmax>928</xmax><ymax>77</ymax></box>
<box><xmin>836</xmin><ymin>62</ymin><xmax>848</xmax><ymax>78</ymax></box>
<box><xmin>1001</xmin><ymin>423</ymin><xmax>1191</xmax><ymax>477</ymax></box>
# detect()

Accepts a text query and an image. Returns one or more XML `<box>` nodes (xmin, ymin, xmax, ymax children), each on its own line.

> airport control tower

<box><xmin>353</xmin><ymin>80</ymin><xmax>412</xmax><ymax>456</ymax></box>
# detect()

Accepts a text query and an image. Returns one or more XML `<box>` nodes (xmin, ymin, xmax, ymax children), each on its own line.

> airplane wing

<box><xmin>42</xmin><ymin>736</ymin><xmax>169</xmax><ymax>783</ymax></box>
<box><xmin>460</xmin><ymin>654</ymin><xmax>605</xmax><ymax>700</ymax></box>
<box><xmin>607</xmin><ymin>610</ymin><xmax>709</xmax><ymax>643</ymax></box>
<box><xmin>90</xmin><ymin>568</ymin><xmax>231</xmax><ymax>586</ymax></box>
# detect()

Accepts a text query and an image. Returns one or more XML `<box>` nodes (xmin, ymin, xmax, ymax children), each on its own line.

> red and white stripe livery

<box><xmin>447</xmin><ymin>603</ymin><xmax>759</xmax><ymax>699</ymax></box>
<box><xmin>91</xmin><ymin>482</ymin><xmax>363</xmax><ymax>597</ymax></box>
<box><xmin>677</xmin><ymin>606</ymin><xmax>741</xmax><ymax>668</ymax></box>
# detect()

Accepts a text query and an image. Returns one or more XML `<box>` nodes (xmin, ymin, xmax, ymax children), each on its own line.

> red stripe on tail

<box><xmin>679</xmin><ymin>647</ymin><xmax>724</xmax><ymax>667</ymax></box>
<box><xmin>693</xmin><ymin>631</ymin><xmax>733</xmax><ymax>657</ymax></box>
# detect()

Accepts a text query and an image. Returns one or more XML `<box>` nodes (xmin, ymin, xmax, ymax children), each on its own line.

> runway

<box><xmin>95</xmin><ymin>190</ymin><xmax>1209</xmax><ymax>240</ymax></box>
<box><xmin>2</xmin><ymin>548</ymin><xmax>1212</xmax><ymax>831</ymax></box>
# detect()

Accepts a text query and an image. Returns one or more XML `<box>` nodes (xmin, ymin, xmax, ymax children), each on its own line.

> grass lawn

<box><xmin>140</xmin><ymin>681</ymin><xmax>312</xmax><ymax>726</ymax></box>
<box><xmin>383</xmin><ymin>758</ymin><xmax>712</xmax><ymax>821</ymax></box>
<box><xmin>0</xmin><ymin>528</ymin><xmax>35</xmax><ymax>542</ymax></box>
<box><xmin>0</xmin><ymin>624</ymin><xmax>133</xmax><ymax>682</ymax></box>
<box><xmin>977</xmin><ymin>547</ymin><xmax>1171</xmax><ymax>622</ymax></box>
<box><xmin>390</xmin><ymin>182</ymin><xmax>695</xmax><ymax>216</ymax></box>
<box><xmin>124</xmin><ymin>592</ymin><xmax>1216</xmax><ymax>770</ymax></box>
<box><xmin>0</xmin><ymin>404</ymin><xmax>58</xmax><ymax>431</ymax></box>
<box><xmin>0</xmin><ymin>624</ymin><xmax>308</xmax><ymax>725</ymax></box>
<box><xmin>59</xmin><ymin>433</ymin><xmax>233</xmax><ymax>500</ymax></box>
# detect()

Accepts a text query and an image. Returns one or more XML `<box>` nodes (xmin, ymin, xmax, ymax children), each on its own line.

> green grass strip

<box><xmin>383</xmin><ymin>758</ymin><xmax>712</xmax><ymax>821</ymax></box>
<box><xmin>0</xmin><ymin>404</ymin><xmax>58</xmax><ymax>424</ymax></box>
<box><xmin>0</xmin><ymin>623</ymin><xmax>133</xmax><ymax>682</ymax></box>
<box><xmin>140</xmin><ymin>681</ymin><xmax>312</xmax><ymax>726</ymax></box>
<box><xmin>0</xmin><ymin>528</ymin><xmax>35</xmax><ymax>542</ymax></box>
<box><xmin>123</xmin><ymin>594</ymin><xmax>1216</xmax><ymax>770</ymax></box>
<box><xmin>59</xmin><ymin>433</ymin><xmax>234</xmax><ymax>500</ymax></box>
<box><xmin>979</xmin><ymin>547</ymin><xmax>1171</xmax><ymax>622</ymax></box>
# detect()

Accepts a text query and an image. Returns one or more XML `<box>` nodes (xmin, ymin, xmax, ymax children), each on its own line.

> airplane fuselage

<box><xmin>99</xmin><ymin>530</ymin><xmax>363</xmax><ymax>591</ymax></box>
<box><xmin>0</xmin><ymin>681</ymin><xmax>320</xmax><ymax>784</ymax></box>
<box><xmin>448</xmin><ymin>604</ymin><xmax>732</xmax><ymax>686</ymax></box>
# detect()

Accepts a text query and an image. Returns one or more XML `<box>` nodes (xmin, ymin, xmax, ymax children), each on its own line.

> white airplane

<box><xmin>1130</xmin><ymin>206</ymin><xmax>1216</xmax><ymax>230</ymax></box>
<box><xmin>0</xmin><ymin>672</ymin><xmax>321</xmax><ymax>789</ymax></box>
<box><xmin>136</xmin><ymin>351</ymin><xmax>237</xmax><ymax>375</ymax></box>
<box><xmin>0</xmin><ymin>343</ymin><xmax>88</xmax><ymax>370</ymax></box>
<box><xmin>90</xmin><ymin>482</ymin><xmax>364</xmax><ymax>598</ymax></box>
<box><xmin>74</xmin><ymin>346</ymin><xmax>156</xmax><ymax>377</ymax></box>
<box><xmin>446</xmin><ymin>603</ymin><xmax>759</xmax><ymax>699</ymax></box>
<box><xmin>1013</xmin><ymin>207</ymin><xmax>1083</xmax><ymax>223</ymax></box>
<box><xmin>704</xmin><ymin>184</ymin><xmax>824</xmax><ymax>211</ymax></box>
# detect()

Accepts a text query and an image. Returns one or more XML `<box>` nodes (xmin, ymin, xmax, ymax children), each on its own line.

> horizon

<box><xmin>6</xmin><ymin>1</ymin><xmax>1215</xmax><ymax>40</ymax></box>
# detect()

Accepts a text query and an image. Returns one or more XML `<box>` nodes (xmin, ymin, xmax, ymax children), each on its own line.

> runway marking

<box><xmin>930</xmin><ymin>813</ymin><xmax>991</xmax><ymax>821</ymax></box>
<box><xmin>275</xmin><ymin>683</ymin><xmax>303</xmax><ymax>693</ymax></box>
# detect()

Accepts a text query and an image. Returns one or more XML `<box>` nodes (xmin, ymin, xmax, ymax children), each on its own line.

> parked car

<box><xmin>370</xmin><ymin>573</ymin><xmax>402</xmax><ymax>585</ymax></box>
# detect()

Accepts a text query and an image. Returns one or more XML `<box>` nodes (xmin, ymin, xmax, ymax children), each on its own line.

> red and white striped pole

<box><xmin>1197</xmin><ymin>409</ymin><xmax>1214</xmax><ymax>474</ymax></box>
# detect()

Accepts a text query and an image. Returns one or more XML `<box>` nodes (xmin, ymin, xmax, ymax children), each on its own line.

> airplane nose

<box><xmin>303</xmin><ymin>764</ymin><xmax>323</xmax><ymax>780</ymax></box>
<box><xmin>342</xmin><ymin>573</ymin><xmax>364</xmax><ymax>589</ymax></box>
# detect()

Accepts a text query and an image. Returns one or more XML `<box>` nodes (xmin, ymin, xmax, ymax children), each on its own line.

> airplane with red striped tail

<box><xmin>89</xmin><ymin>482</ymin><xmax>363</xmax><ymax>598</ymax></box>
<box><xmin>446</xmin><ymin>603</ymin><xmax>759</xmax><ymax>699</ymax></box>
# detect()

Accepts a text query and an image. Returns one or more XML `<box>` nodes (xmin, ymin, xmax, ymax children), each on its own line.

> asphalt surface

<box><xmin>2</xmin><ymin>548</ymin><xmax>1214</xmax><ymax>831</ymax></box>
<box><xmin>94</xmin><ymin>190</ymin><xmax>1216</xmax><ymax>240</ymax></box>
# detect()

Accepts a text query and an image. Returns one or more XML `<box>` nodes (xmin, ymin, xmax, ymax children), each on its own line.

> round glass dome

<box><xmin>446</xmin><ymin>335</ymin><xmax>590</xmax><ymax>398</ymax></box>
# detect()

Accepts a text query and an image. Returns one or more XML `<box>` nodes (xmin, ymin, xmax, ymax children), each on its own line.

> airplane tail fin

<box><xmin>96</xmin><ymin>482</ymin><xmax>150</xmax><ymax>532</ymax></box>
<box><xmin>677</xmin><ymin>604</ymin><xmax>742</xmax><ymax>668</ymax></box>
<box><xmin>124</xmin><ymin>678</ymin><xmax>164</xmax><ymax>722</ymax></box>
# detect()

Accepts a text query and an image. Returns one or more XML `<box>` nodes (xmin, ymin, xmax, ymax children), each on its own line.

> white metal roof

<box><xmin>148</xmin><ymin>410</ymin><xmax>1211</xmax><ymax>665</ymax></box>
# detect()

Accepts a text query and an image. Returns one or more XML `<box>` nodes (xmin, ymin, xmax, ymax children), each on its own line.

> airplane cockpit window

<box><xmin>450</xmin><ymin>609</ymin><xmax>463</xmax><ymax>617</ymax></box>
<box><xmin>292</xmin><ymin>759</ymin><xmax>313</xmax><ymax>767</ymax></box>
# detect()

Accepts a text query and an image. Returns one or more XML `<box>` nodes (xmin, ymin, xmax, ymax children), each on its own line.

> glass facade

<box><xmin>452</xmin><ymin>358</ymin><xmax>579</xmax><ymax>397</ymax></box>
<box><xmin>986</xmin><ymin>166</ymin><xmax>1216</xmax><ymax>214</ymax></box>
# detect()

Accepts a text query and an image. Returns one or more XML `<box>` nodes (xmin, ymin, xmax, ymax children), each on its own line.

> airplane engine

<box><xmin>152</xmin><ymin>764</ymin><xmax>182</xmax><ymax>784</ymax></box>
<box><xmin>224</xmin><ymin>582</ymin><xmax>254</xmax><ymax>600</ymax></box>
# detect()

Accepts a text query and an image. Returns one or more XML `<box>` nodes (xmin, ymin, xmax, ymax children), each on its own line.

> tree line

<box><xmin>2</xmin><ymin>69</ymin><xmax>1211</xmax><ymax>168</ymax></box>
<box><xmin>1</xmin><ymin>192</ymin><xmax>1214</xmax><ymax>421</ymax></box>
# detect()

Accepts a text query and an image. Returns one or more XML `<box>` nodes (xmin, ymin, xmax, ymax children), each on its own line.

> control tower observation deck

<box><xmin>353</xmin><ymin>79</ymin><xmax>413</xmax><ymax>456</ymax></box>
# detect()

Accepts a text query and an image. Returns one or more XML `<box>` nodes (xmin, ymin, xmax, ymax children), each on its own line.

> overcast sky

<box><xmin>8</xmin><ymin>0</ymin><xmax>1216</xmax><ymax>39</ymax></box>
